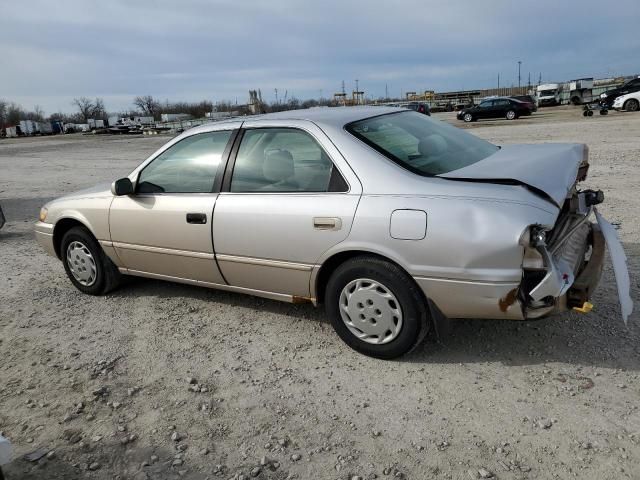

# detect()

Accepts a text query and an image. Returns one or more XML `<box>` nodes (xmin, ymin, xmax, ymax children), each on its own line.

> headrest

<box><xmin>263</xmin><ymin>149</ymin><xmax>294</xmax><ymax>182</ymax></box>
<box><xmin>418</xmin><ymin>135</ymin><xmax>447</xmax><ymax>156</ymax></box>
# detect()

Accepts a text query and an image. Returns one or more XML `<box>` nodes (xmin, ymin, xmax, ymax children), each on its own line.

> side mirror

<box><xmin>111</xmin><ymin>177</ymin><xmax>134</xmax><ymax>196</ymax></box>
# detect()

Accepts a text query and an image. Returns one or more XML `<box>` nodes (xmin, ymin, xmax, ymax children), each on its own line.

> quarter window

<box><xmin>229</xmin><ymin>128</ymin><xmax>346</xmax><ymax>193</ymax></box>
<box><xmin>137</xmin><ymin>130</ymin><xmax>232</xmax><ymax>193</ymax></box>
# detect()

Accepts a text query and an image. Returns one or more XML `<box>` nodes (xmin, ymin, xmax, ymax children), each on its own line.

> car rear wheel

<box><xmin>505</xmin><ymin>110</ymin><xmax>517</xmax><ymax>120</ymax></box>
<box><xmin>325</xmin><ymin>256</ymin><xmax>429</xmax><ymax>359</ymax></box>
<box><xmin>463</xmin><ymin>113</ymin><xmax>473</xmax><ymax>123</ymax></box>
<box><xmin>61</xmin><ymin>226</ymin><xmax>121</xmax><ymax>295</ymax></box>
<box><xmin>624</xmin><ymin>99</ymin><xmax>639</xmax><ymax>112</ymax></box>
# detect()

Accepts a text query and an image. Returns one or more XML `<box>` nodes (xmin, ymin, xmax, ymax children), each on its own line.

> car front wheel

<box><xmin>61</xmin><ymin>226</ymin><xmax>122</xmax><ymax>295</ymax></box>
<box><xmin>463</xmin><ymin>113</ymin><xmax>473</xmax><ymax>123</ymax></box>
<box><xmin>505</xmin><ymin>110</ymin><xmax>517</xmax><ymax>120</ymax></box>
<box><xmin>325</xmin><ymin>256</ymin><xmax>429</xmax><ymax>359</ymax></box>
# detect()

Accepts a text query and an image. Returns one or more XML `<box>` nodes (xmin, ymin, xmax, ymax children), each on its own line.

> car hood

<box><xmin>439</xmin><ymin>143</ymin><xmax>586</xmax><ymax>206</ymax></box>
<box><xmin>57</xmin><ymin>182</ymin><xmax>113</xmax><ymax>201</ymax></box>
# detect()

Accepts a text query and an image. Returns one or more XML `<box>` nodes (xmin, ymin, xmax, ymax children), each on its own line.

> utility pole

<box><xmin>538</xmin><ymin>73</ymin><xmax>542</xmax><ymax>85</ymax></box>
<box><xmin>497</xmin><ymin>73</ymin><xmax>500</xmax><ymax>89</ymax></box>
<box><xmin>528</xmin><ymin>72</ymin><xmax>531</xmax><ymax>87</ymax></box>
<box><xmin>517</xmin><ymin>61</ymin><xmax>522</xmax><ymax>88</ymax></box>
<box><xmin>385</xmin><ymin>83</ymin><xmax>388</xmax><ymax>100</ymax></box>
<box><xmin>275</xmin><ymin>88</ymin><xmax>278</xmax><ymax>104</ymax></box>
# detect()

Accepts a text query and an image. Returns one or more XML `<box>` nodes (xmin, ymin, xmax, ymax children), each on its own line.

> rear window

<box><xmin>345</xmin><ymin>111</ymin><xmax>499</xmax><ymax>175</ymax></box>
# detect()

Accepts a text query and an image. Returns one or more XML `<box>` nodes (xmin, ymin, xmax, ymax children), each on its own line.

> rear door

<box><xmin>211</xmin><ymin>119</ymin><xmax>362</xmax><ymax>298</ymax></box>
<box><xmin>493</xmin><ymin>99</ymin><xmax>510</xmax><ymax>117</ymax></box>
<box><xmin>109</xmin><ymin>124</ymin><xmax>240</xmax><ymax>284</ymax></box>
<box><xmin>476</xmin><ymin>100</ymin><xmax>494</xmax><ymax>119</ymax></box>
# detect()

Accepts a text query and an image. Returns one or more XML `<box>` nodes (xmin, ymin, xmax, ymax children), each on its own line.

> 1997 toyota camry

<box><xmin>35</xmin><ymin>107</ymin><xmax>632</xmax><ymax>358</ymax></box>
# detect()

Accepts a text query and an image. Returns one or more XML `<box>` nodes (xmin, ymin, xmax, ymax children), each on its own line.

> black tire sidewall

<box><xmin>625</xmin><ymin>99</ymin><xmax>639</xmax><ymax>111</ymax></box>
<box><xmin>325</xmin><ymin>258</ymin><xmax>427</xmax><ymax>359</ymax></box>
<box><xmin>61</xmin><ymin>227</ymin><xmax>108</xmax><ymax>295</ymax></box>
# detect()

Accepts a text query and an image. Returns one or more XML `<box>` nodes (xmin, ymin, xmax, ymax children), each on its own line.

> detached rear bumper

<box><xmin>35</xmin><ymin>221</ymin><xmax>57</xmax><ymax>257</ymax></box>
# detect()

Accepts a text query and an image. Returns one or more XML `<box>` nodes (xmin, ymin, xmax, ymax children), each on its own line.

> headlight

<box><xmin>39</xmin><ymin>207</ymin><xmax>48</xmax><ymax>222</ymax></box>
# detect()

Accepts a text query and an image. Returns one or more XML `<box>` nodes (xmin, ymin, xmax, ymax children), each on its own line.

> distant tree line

<box><xmin>1</xmin><ymin>93</ymin><xmax>348</xmax><ymax>130</ymax></box>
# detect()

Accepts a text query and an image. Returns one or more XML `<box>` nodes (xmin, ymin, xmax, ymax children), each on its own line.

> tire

<box><xmin>463</xmin><ymin>113</ymin><xmax>473</xmax><ymax>123</ymax></box>
<box><xmin>505</xmin><ymin>110</ymin><xmax>517</xmax><ymax>120</ymax></box>
<box><xmin>61</xmin><ymin>226</ymin><xmax>121</xmax><ymax>295</ymax></box>
<box><xmin>599</xmin><ymin>109</ymin><xmax>608</xmax><ymax>115</ymax></box>
<box><xmin>587</xmin><ymin>110</ymin><xmax>594</xmax><ymax>116</ymax></box>
<box><xmin>624</xmin><ymin>99</ymin><xmax>639</xmax><ymax>112</ymax></box>
<box><xmin>325</xmin><ymin>256</ymin><xmax>430</xmax><ymax>359</ymax></box>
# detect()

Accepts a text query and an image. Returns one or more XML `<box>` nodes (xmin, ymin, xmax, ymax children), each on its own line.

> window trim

<box><xmin>134</xmin><ymin>129</ymin><xmax>239</xmax><ymax>195</ymax></box>
<box><xmin>220</xmin><ymin>126</ymin><xmax>350</xmax><ymax>194</ymax></box>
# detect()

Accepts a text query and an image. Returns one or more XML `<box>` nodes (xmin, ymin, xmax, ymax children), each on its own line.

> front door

<box><xmin>212</xmin><ymin>120</ymin><xmax>361</xmax><ymax>298</ymax></box>
<box><xmin>109</xmin><ymin>128</ymin><xmax>236</xmax><ymax>284</ymax></box>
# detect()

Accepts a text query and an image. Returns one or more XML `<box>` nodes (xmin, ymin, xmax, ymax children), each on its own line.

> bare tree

<box><xmin>91</xmin><ymin>98</ymin><xmax>106</xmax><ymax>120</ymax></box>
<box><xmin>0</xmin><ymin>99</ymin><xmax>7</xmax><ymax>129</ymax></box>
<box><xmin>6</xmin><ymin>102</ymin><xmax>23</xmax><ymax>126</ymax></box>
<box><xmin>133</xmin><ymin>95</ymin><xmax>160</xmax><ymax>118</ymax></box>
<box><xmin>73</xmin><ymin>97</ymin><xmax>94</xmax><ymax>122</ymax></box>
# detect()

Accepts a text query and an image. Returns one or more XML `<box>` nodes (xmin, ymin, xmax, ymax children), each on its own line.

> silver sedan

<box><xmin>35</xmin><ymin>107</ymin><xmax>622</xmax><ymax>358</ymax></box>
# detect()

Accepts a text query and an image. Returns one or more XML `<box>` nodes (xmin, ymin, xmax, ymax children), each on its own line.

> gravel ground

<box><xmin>0</xmin><ymin>107</ymin><xmax>638</xmax><ymax>480</ymax></box>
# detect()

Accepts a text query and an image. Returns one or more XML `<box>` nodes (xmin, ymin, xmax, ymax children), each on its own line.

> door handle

<box><xmin>313</xmin><ymin>217</ymin><xmax>342</xmax><ymax>231</ymax></box>
<box><xmin>186</xmin><ymin>213</ymin><xmax>207</xmax><ymax>224</ymax></box>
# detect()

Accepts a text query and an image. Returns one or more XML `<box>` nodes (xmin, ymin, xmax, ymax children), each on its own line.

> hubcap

<box><xmin>66</xmin><ymin>241</ymin><xmax>97</xmax><ymax>286</ymax></box>
<box><xmin>507</xmin><ymin>111</ymin><xmax>515</xmax><ymax>119</ymax></box>
<box><xmin>464</xmin><ymin>114</ymin><xmax>472</xmax><ymax>122</ymax></box>
<box><xmin>338</xmin><ymin>278</ymin><xmax>403</xmax><ymax>345</ymax></box>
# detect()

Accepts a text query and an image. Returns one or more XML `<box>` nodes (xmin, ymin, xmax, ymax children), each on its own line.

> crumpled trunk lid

<box><xmin>439</xmin><ymin>143</ymin><xmax>587</xmax><ymax>206</ymax></box>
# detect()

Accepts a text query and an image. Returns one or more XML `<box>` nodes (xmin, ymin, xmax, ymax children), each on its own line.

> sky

<box><xmin>1</xmin><ymin>0</ymin><xmax>639</xmax><ymax>115</ymax></box>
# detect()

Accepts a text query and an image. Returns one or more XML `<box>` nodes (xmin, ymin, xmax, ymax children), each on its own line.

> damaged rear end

<box><xmin>520</xmin><ymin>188</ymin><xmax>605</xmax><ymax>318</ymax></box>
<box><xmin>442</xmin><ymin>143</ymin><xmax>613</xmax><ymax>320</ymax></box>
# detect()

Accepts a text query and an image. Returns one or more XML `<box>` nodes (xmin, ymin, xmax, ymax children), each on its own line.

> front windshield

<box><xmin>345</xmin><ymin>111</ymin><xmax>499</xmax><ymax>175</ymax></box>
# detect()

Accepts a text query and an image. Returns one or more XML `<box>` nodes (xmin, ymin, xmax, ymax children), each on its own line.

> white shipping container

<box><xmin>206</xmin><ymin>111</ymin><xmax>232</xmax><ymax>119</ymax></box>
<box><xmin>5</xmin><ymin>126</ymin><xmax>18</xmax><ymax>137</ymax></box>
<box><xmin>19</xmin><ymin>120</ymin><xmax>37</xmax><ymax>135</ymax></box>
<box><xmin>134</xmin><ymin>116</ymin><xmax>154</xmax><ymax>125</ymax></box>
<box><xmin>161</xmin><ymin>113</ymin><xmax>191</xmax><ymax>122</ymax></box>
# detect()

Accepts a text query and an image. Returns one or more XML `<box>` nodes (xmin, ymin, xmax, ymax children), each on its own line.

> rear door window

<box><xmin>230</xmin><ymin>128</ymin><xmax>347</xmax><ymax>193</ymax></box>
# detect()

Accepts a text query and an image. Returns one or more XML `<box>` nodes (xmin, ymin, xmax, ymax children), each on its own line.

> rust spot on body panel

<box><xmin>499</xmin><ymin>288</ymin><xmax>519</xmax><ymax>312</ymax></box>
<box><xmin>292</xmin><ymin>295</ymin><xmax>313</xmax><ymax>304</ymax></box>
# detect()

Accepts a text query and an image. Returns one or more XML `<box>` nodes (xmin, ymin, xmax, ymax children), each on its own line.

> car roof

<box><xmin>189</xmin><ymin>106</ymin><xmax>406</xmax><ymax>132</ymax></box>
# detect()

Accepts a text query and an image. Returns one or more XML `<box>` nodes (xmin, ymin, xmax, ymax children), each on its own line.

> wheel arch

<box><xmin>313</xmin><ymin>249</ymin><xmax>424</xmax><ymax>305</ymax></box>
<box><xmin>52</xmin><ymin>217</ymin><xmax>95</xmax><ymax>259</ymax></box>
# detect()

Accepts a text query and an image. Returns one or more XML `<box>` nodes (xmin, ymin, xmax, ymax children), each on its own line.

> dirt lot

<box><xmin>0</xmin><ymin>107</ymin><xmax>638</xmax><ymax>480</ymax></box>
